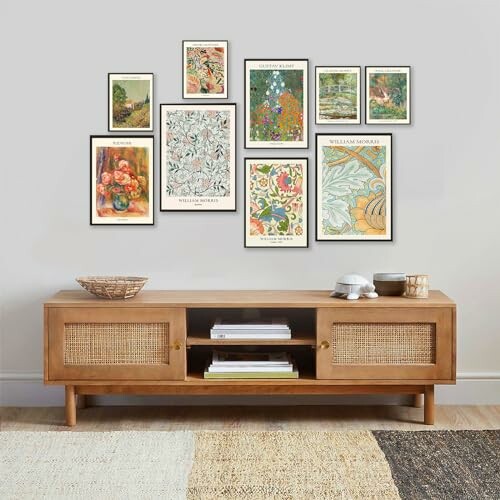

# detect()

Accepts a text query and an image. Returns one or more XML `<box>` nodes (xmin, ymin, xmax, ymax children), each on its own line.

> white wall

<box><xmin>1</xmin><ymin>0</ymin><xmax>499</xmax><ymax>406</ymax></box>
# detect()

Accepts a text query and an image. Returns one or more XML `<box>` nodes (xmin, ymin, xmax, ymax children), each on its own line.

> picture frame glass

<box><xmin>91</xmin><ymin>136</ymin><xmax>154</xmax><ymax>225</ymax></box>
<box><xmin>183</xmin><ymin>41</ymin><xmax>228</xmax><ymax>99</ymax></box>
<box><xmin>108</xmin><ymin>74</ymin><xmax>153</xmax><ymax>131</ymax></box>
<box><xmin>245</xmin><ymin>158</ymin><xmax>308</xmax><ymax>247</ymax></box>
<box><xmin>316</xmin><ymin>134</ymin><xmax>392</xmax><ymax>241</ymax></box>
<box><xmin>245</xmin><ymin>60</ymin><xmax>308</xmax><ymax>148</ymax></box>
<box><xmin>315</xmin><ymin>67</ymin><xmax>360</xmax><ymax>124</ymax></box>
<box><xmin>366</xmin><ymin>67</ymin><xmax>410</xmax><ymax>124</ymax></box>
<box><xmin>160</xmin><ymin>104</ymin><xmax>236</xmax><ymax>211</ymax></box>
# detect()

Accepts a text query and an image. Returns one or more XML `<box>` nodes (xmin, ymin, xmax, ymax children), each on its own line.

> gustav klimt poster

<box><xmin>245</xmin><ymin>158</ymin><xmax>308</xmax><ymax>247</ymax></box>
<box><xmin>316</xmin><ymin>134</ymin><xmax>392</xmax><ymax>241</ymax></box>
<box><xmin>245</xmin><ymin>60</ymin><xmax>308</xmax><ymax>148</ymax></box>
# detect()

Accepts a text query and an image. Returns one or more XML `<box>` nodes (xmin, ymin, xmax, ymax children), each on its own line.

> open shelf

<box><xmin>187</xmin><ymin>332</ymin><xmax>316</xmax><ymax>346</ymax></box>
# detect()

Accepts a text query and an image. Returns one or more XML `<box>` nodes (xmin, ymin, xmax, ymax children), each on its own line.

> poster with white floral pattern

<box><xmin>160</xmin><ymin>104</ymin><xmax>236</xmax><ymax>211</ymax></box>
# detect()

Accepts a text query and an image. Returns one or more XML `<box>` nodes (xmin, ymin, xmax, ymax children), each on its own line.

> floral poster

<box><xmin>366</xmin><ymin>67</ymin><xmax>411</xmax><ymax>124</ymax></box>
<box><xmin>245</xmin><ymin>60</ymin><xmax>308</xmax><ymax>148</ymax></box>
<box><xmin>183</xmin><ymin>41</ymin><xmax>228</xmax><ymax>99</ymax></box>
<box><xmin>108</xmin><ymin>74</ymin><xmax>153</xmax><ymax>131</ymax></box>
<box><xmin>315</xmin><ymin>67</ymin><xmax>360</xmax><ymax>124</ymax></box>
<box><xmin>160</xmin><ymin>104</ymin><xmax>236</xmax><ymax>211</ymax></box>
<box><xmin>245</xmin><ymin>158</ymin><xmax>308</xmax><ymax>247</ymax></box>
<box><xmin>316</xmin><ymin>134</ymin><xmax>392</xmax><ymax>241</ymax></box>
<box><xmin>91</xmin><ymin>136</ymin><xmax>154</xmax><ymax>225</ymax></box>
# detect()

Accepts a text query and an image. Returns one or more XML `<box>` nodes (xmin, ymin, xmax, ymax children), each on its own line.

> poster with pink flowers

<box><xmin>183</xmin><ymin>41</ymin><xmax>228</xmax><ymax>99</ymax></box>
<box><xmin>91</xmin><ymin>136</ymin><xmax>154</xmax><ymax>225</ymax></box>
<box><xmin>245</xmin><ymin>158</ymin><xmax>308</xmax><ymax>248</ymax></box>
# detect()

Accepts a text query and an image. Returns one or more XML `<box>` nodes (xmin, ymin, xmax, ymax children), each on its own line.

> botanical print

<box><xmin>245</xmin><ymin>159</ymin><xmax>308</xmax><ymax>247</ymax></box>
<box><xmin>245</xmin><ymin>60</ymin><xmax>308</xmax><ymax>148</ymax></box>
<box><xmin>316</xmin><ymin>134</ymin><xmax>392</xmax><ymax>241</ymax></box>
<box><xmin>183</xmin><ymin>41</ymin><xmax>228</xmax><ymax>98</ymax></box>
<box><xmin>160</xmin><ymin>104</ymin><xmax>236</xmax><ymax>211</ymax></box>
<box><xmin>91</xmin><ymin>136</ymin><xmax>154</xmax><ymax>225</ymax></box>
<box><xmin>366</xmin><ymin>67</ymin><xmax>410</xmax><ymax>124</ymax></box>
<box><xmin>316</xmin><ymin>67</ymin><xmax>360</xmax><ymax>124</ymax></box>
<box><xmin>108</xmin><ymin>74</ymin><xmax>153</xmax><ymax>131</ymax></box>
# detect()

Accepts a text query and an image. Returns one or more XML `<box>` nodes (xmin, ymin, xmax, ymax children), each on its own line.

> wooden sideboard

<box><xmin>44</xmin><ymin>290</ymin><xmax>456</xmax><ymax>426</ymax></box>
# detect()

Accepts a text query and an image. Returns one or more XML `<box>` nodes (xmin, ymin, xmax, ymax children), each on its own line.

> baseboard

<box><xmin>1</xmin><ymin>372</ymin><xmax>499</xmax><ymax>406</ymax></box>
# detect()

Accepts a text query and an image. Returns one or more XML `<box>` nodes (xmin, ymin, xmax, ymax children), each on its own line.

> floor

<box><xmin>1</xmin><ymin>405</ymin><xmax>499</xmax><ymax>431</ymax></box>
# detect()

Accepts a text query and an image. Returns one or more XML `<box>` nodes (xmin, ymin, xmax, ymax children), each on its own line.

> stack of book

<box><xmin>204</xmin><ymin>351</ymin><xmax>298</xmax><ymax>379</ymax></box>
<box><xmin>210</xmin><ymin>318</ymin><xmax>291</xmax><ymax>340</ymax></box>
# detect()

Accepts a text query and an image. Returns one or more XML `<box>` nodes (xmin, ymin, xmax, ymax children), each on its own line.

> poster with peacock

<box><xmin>316</xmin><ymin>134</ymin><xmax>392</xmax><ymax>241</ymax></box>
<box><xmin>245</xmin><ymin>60</ymin><xmax>308</xmax><ymax>148</ymax></box>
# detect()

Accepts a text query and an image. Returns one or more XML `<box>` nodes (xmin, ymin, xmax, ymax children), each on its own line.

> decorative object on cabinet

<box><xmin>366</xmin><ymin>66</ymin><xmax>411</xmax><ymax>124</ymax></box>
<box><xmin>44</xmin><ymin>290</ymin><xmax>456</xmax><ymax>426</ymax></box>
<box><xmin>90</xmin><ymin>135</ymin><xmax>154</xmax><ymax>225</ymax></box>
<box><xmin>244</xmin><ymin>59</ymin><xmax>308</xmax><ymax>149</ymax></box>
<box><xmin>374</xmin><ymin>273</ymin><xmax>406</xmax><ymax>296</ymax></box>
<box><xmin>182</xmin><ymin>40</ymin><xmax>228</xmax><ymax>99</ymax></box>
<box><xmin>159</xmin><ymin>103</ymin><xmax>236</xmax><ymax>211</ymax></box>
<box><xmin>405</xmin><ymin>274</ymin><xmax>429</xmax><ymax>299</ymax></box>
<box><xmin>76</xmin><ymin>276</ymin><xmax>148</xmax><ymax>299</ymax></box>
<box><xmin>315</xmin><ymin>66</ymin><xmax>361</xmax><ymax>124</ymax></box>
<box><xmin>315</xmin><ymin>133</ymin><xmax>392</xmax><ymax>241</ymax></box>
<box><xmin>330</xmin><ymin>273</ymin><xmax>378</xmax><ymax>300</ymax></box>
<box><xmin>244</xmin><ymin>158</ymin><xmax>308</xmax><ymax>248</ymax></box>
<box><xmin>108</xmin><ymin>73</ymin><xmax>153</xmax><ymax>131</ymax></box>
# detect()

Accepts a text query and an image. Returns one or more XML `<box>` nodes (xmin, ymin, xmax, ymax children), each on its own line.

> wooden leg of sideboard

<box><xmin>413</xmin><ymin>393</ymin><xmax>423</xmax><ymax>408</ymax></box>
<box><xmin>65</xmin><ymin>385</ymin><xmax>76</xmax><ymax>427</ymax></box>
<box><xmin>424</xmin><ymin>385</ymin><xmax>435</xmax><ymax>425</ymax></box>
<box><xmin>77</xmin><ymin>394</ymin><xmax>86</xmax><ymax>410</ymax></box>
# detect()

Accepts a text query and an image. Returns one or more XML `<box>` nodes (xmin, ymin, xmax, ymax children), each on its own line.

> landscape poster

<box><xmin>316</xmin><ymin>134</ymin><xmax>392</xmax><ymax>241</ymax></box>
<box><xmin>108</xmin><ymin>73</ymin><xmax>153</xmax><ymax>131</ymax></box>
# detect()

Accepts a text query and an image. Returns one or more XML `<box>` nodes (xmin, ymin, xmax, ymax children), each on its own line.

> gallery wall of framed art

<box><xmin>92</xmin><ymin>41</ymin><xmax>412</xmax><ymax>246</ymax></box>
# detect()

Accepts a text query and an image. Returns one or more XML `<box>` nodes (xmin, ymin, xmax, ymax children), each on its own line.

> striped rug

<box><xmin>1</xmin><ymin>430</ymin><xmax>498</xmax><ymax>499</ymax></box>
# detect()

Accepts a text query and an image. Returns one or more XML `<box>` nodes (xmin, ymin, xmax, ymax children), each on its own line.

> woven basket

<box><xmin>76</xmin><ymin>276</ymin><xmax>148</xmax><ymax>299</ymax></box>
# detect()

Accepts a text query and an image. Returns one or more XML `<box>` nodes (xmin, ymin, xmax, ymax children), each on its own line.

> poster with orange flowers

<box><xmin>183</xmin><ymin>41</ymin><xmax>228</xmax><ymax>99</ymax></box>
<box><xmin>91</xmin><ymin>136</ymin><xmax>154</xmax><ymax>225</ymax></box>
<box><xmin>316</xmin><ymin>134</ymin><xmax>392</xmax><ymax>241</ymax></box>
<box><xmin>245</xmin><ymin>60</ymin><xmax>308</xmax><ymax>148</ymax></box>
<box><xmin>245</xmin><ymin>158</ymin><xmax>308</xmax><ymax>247</ymax></box>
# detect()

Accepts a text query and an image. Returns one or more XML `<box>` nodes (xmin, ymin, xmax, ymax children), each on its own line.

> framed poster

<box><xmin>316</xmin><ymin>134</ymin><xmax>392</xmax><ymax>241</ymax></box>
<box><xmin>366</xmin><ymin>66</ymin><xmax>411</xmax><ymax>124</ymax></box>
<box><xmin>108</xmin><ymin>73</ymin><xmax>153</xmax><ymax>131</ymax></box>
<box><xmin>183</xmin><ymin>40</ymin><xmax>228</xmax><ymax>99</ymax></box>
<box><xmin>91</xmin><ymin>135</ymin><xmax>154</xmax><ymax>225</ymax></box>
<box><xmin>244</xmin><ymin>59</ymin><xmax>308</xmax><ymax>149</ymax></box>
<box><xmin>160</xmin><ymin>103</ymin><xmax>236</xmax><ymax>211</ymax></box>
<box><xmin>315</xmin><ymin>66</ymin><xmax>361</xmax><ymax>124</ymax></box>
<box><xmin>245</xmin><ymin>158</ymin><xmax>308</xmax><ymax>248</ymax></box>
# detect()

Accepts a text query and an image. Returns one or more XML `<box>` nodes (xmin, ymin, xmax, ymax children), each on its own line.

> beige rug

<box><xmin>2</xmin><ymin>430</ymin><xmax>497</xmax><ymax>499</ymax></box>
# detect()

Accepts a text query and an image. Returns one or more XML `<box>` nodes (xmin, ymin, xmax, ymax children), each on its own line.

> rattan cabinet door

<box><xmin>47</xmin><ymin>308</ymin><xmax>186</xmax><ymax>381</ymax></box>
<box><xmin>316</xmin><ymin>308</ymin><xmax>454</xmax><ymax>381</ymax></box>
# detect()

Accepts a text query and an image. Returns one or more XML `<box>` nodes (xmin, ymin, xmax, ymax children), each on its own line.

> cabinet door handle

<box><xmin>319</xmin><ymin>340</ymin><xmax>330</xmax><ymax>350</ymax></box>
<box><xmin>171</xmin><ymin>341</ymin><xmax>182</xmax><ymax>351</ymax></box>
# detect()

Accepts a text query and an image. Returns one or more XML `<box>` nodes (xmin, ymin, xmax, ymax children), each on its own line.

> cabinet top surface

<box><xmin>45</xmin><ymin>290</ymin><xmax>455</xmax><ymax>308</ymax></box>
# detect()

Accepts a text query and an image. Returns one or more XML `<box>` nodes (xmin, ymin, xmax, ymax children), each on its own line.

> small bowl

<box><xmin>373</xmin><ymin>273</ymin><xmax>406</xmax><ymax>296</ymax></box>
<box><xmin>76</xmin><ymin>276</ymin><xmax>148</xmax><ymax>299</ymax></box>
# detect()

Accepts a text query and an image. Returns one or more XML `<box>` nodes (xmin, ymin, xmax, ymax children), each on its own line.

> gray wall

<box><xmin>1</xmin><ymin>0</ymin><xmax>499</xmax><ymax>405</ymax></box>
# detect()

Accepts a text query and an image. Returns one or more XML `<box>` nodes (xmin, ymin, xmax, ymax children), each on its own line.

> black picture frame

<box><xmin>244</xmin><ymin>157</ymin><xmax>309</xmax><ymax>248</ymax></box>
<box><xmin>315</xmin><ymin>66</ymin><xmax>361</xmax><ymax>125</ymax></box>
<box><xmin>159</xmin><ymin>103</ymin><xmax>237</xmax><ymax>212</ymax></box>
<box><xmin>90</xmin><ymin>135</ymin><xmax>155</xmax><ymax>226</ymax></box>
<box><xmin>315</xmin><ymin>133</ymin><xmax>393</xmax><ymax>242</ymax></box>
<box><xmin>365</xmin><ymin>66</ymin><xmax>411</xmax><ymax>125</ymax></box>
<box><xmin>108</xmin><ymin>73</ymin><xmax>154</xmax><ymax>132</ymax></box>
<box><xmin>244</xmin><ymin>59</ymin><xmax>309</xmax><ymax>149</ymax></box>
<box><xmin>182</xmin><ymin>40</ymin><xmax>229</xmax><ymax>99</ymax></box>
